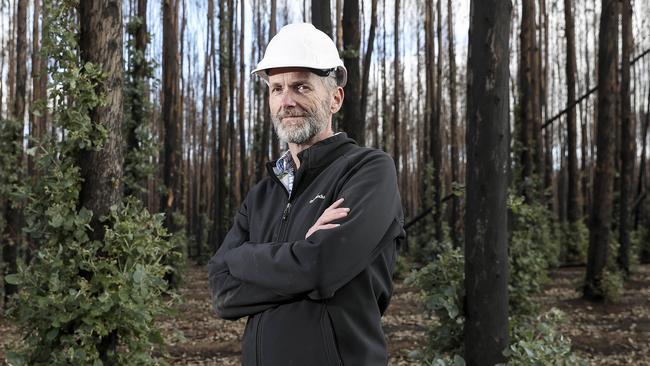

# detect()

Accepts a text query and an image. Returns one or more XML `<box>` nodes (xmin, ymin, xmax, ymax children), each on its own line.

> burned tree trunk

<box><xmin>78</xmin><ymin>0</ymin><xmax>124</xmax><ymax>356</ymax></box>
<box><xmin>584</xmin><ymin>0</ymin><xmax>618</xmax><ymax>301</ymax></box>
<box><xmin>161</xmin><ymin>0</ymin><xmax>182</xmax><ymax>231</ymax></box>
<box><xmin>564</xmin><ymin>0</ymin><xmax>580</xmax><ymax>223</ymax></box>
<box><xmin>464</xmin><ymin>0</ymin><xmax>511</xmax><ymax>363</ymax></box>
<box><xmin>341</xmin><ymin>0</ymin><xmax>363</xmax><ymax>144</ymax></box>
<box><xmin>617</xmin><ymin>0</ymin><xmax>634</xmax><ymax>276</ymax></box>
<box><xmin>311</xmin><ymin>0</ymin><xmax>332</xmax><ymax>38</ymax></box>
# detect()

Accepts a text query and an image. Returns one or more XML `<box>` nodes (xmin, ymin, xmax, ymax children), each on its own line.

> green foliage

<box><xmin>424</xmin><ymin>354</ymin><xmax>466</xmax><ymax>366</ymax></box>
<box><xmin>408</xmin><ymin>244</ymin><xmax>464</xmax><ymax>359</ymax></box>
<box><xmin>163</xmin><ymin>212</ymin><xmax>188</xmax><ymax>288</ymax></box>
<box><xmin>630</xmin><ymin>228</ymin><xmax>644</xmax><ymax>267</ymax></box>
<box><xmin>508</xmin><ymin>195</ymin><xmax>559</xmax><ymax>315</ymax></box>
<box><xmin>409</xmin><ymin>163</ymin><xmax>452</xmax><ymax>263</ymax></box>
<box><xmin>559</xmin><ymin>220</ymin><xmax>589</xmax><ymax>264</ymax></box>
<box><xmin>7</xmin><ymin>198</ymin><xmax>176</xmax><ymax>365</ymax></box>
<box><xmin>392</xmin><ymin>254</ymin><xmax>411</xmax><ymax>281</ymax></box>
<box><xmin>599</xmin><ymin>269</ymin><xmax>624</xmax><ymax>303</ymax></box>
<box><xmin>5</xmin><ymin>1</ymin><xmax>176</xmax><ymax>364</ymax></box>
<box><xmin>0</xmin><ymin>117</ymin><xmax>24</xmax><ymax>236</ymax></box>
<box><xmin>123</xmin><ymin>14</ymin><xmax>158</xmax><ymax>195</ymax></box>
<box><xmin>411</xmin><ymin>195</ymin><xmax>583</xmax><ymax>364</ymax></box>
<box><xmin>503</xmin><ymin>310</ymin><xmax>587</xmax><ymax>366</ymax></box>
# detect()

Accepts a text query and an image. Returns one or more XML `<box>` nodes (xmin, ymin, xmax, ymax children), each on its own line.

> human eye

<box><xmin>296</xmin><ymin>84</ymin><xmax>311</xmax><ymax>93</ymax></box>
<box><xmin>271</xmin><ymin>86</ymin><xmax>283</xmax><ymax>95</ymax></box>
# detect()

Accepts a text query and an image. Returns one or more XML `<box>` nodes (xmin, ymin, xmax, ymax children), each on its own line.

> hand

<box><xmin>305</xmin><ymin>198</ymin><xmax>349</xmax><ymax>239</ymax></box>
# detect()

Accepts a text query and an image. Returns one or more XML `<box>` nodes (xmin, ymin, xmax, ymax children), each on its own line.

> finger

<box><xmin>316</xmin><ymin>224</ymin><xmax>340</xmax><ymax>230</ymax></box>
<box><xmin>319</xmin><ymin>210</ymin><xmax>349</xmax><ymax>225</ymax></box>
<box><xmin>327</xmin><ymin>198</ymin><xmax>345</xmax><ymax>210</ymax></box>
<box><xmin>305</xmin><ymin>223</ymin><xmax>340</xmax><ymax>239</ymax></box>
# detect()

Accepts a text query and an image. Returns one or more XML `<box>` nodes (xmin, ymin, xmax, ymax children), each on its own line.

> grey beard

<box><xmin>272</xmin><ymin>103</ymin><xmax>330</xmax><ymax>144</ymax></box>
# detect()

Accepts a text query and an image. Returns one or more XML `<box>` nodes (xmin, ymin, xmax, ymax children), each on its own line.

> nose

<box><xmin>280</xmin><ymin>89</ymin><xmax>297</xmax><ymax>108</ymax></box>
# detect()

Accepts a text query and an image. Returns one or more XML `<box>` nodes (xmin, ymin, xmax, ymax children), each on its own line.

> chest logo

<box><xmin>309</xmin><ymin>194</ymin><xmax>326</xmax><ymax>204</ymax></box>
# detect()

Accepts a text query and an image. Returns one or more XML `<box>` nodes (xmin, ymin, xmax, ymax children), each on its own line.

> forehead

<box><xmin>267</xmin><ymin>67</ymin><xmax>319</xmax><ymax>84</ymax></box>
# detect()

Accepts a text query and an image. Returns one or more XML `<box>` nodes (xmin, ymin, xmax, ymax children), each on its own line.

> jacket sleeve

<box><xmin>223</xmin><ymin>152</ymin><xmax>403</xmax><ymax>300</ymax></box>
<box><xmin>208</xmin><ymin>200</ymin><xmax>296</xmax><ymax>320</ymax></box>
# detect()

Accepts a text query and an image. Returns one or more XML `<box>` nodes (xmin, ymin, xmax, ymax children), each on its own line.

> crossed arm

<box><xmin>208</xmin><ymin>153</ymin><xmax>400</xmax><ymax>319</ymax></box>
<box><xmin>207</xmin><ymin>198</ymin><xmax>350</xmax><ymax>319</ymax></box>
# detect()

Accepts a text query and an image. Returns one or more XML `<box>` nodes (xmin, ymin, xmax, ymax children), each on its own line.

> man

<box><xmin>208</xmin><ymin>23</ymin><xmax>404</xmax><ymax>365</ymax></box>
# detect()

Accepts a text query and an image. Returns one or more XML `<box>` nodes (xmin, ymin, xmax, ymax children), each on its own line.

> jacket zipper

<box><xmin>259</xmin><ymin>172</ymin><xmax>293</xmax><ymax>365</ymax></box>
<box><xmin>256</xmin><ymin>312</ymin><xmax>264</xmax><ymax>366</ymax></box>
<box><xmin>275</xmin><ymin>202</ymin><xmax>292</xmax><ymax>241</ymax></box>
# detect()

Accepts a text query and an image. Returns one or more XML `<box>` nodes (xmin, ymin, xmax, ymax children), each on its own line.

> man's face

<box><xmin>268</xmin><ymin>68</ymin><xmax>335</xmax><ymax>145</ymax></box>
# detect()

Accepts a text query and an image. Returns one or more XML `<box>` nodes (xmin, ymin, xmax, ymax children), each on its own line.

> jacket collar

<box><xmin>265</xmin><ymin>133</ymin><xmax>358</xmax><ymax>196</ymax></box>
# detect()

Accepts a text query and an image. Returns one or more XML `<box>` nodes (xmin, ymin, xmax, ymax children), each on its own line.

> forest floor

<box><xmin>1</xmin><ymin>264</ymin><xmax>649</xmax><ymax>365</ymax></box>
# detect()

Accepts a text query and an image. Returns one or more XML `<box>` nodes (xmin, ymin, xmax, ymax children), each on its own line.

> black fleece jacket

<box><xmin>208</xmin><ymin>133</ymin><xmax>404</xmax><ymax>366</ymax></box>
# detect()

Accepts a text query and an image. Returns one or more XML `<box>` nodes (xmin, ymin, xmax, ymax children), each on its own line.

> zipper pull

<box><xmin>282</xmin><ymin>202</ymin><xmax>292</xmax><ymax>221</ymax></box>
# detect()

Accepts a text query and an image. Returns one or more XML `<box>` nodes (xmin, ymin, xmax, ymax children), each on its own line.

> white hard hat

<box><xmin>252</xmin><ymin>23</ymin><xmax>348</xmax><ymax>87</ymax></box>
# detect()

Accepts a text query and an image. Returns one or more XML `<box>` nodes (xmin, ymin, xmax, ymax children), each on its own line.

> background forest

<box><xmin>1</xmin><ymin>0</ymin><xmax>649</xmax><ymax>364</ymax></box>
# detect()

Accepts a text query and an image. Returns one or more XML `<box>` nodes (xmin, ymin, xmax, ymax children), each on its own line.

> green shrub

<box><xmin>7</xmin><ymin>198</ymin><xmax>176</xmax><ymax>365</ymax></box>
<box><xmin>411</xmin><ymin>196</ymin><xmax>583</xmax><ymax>364</ymax></box>
<box><xmin>503</xmin><ymin>309</ymin><xmax>587</xmax><ymax>366</ymax></box>
<box><xmin>599</xmin><ymin>269</ymin><xmax>624</xmax><ymax>303</ymax></box>
<box><xmin>408</xmin><ymin>163</ymin><xmax>451</xmax><ymax>264</ymax></box>
<box><xmin>508</xmin><ymin>195</ymin><xmax>558</xmax><ymax>315</ymax></box>
<box><xmin>3</xmin><ymin>1</ymin><xmax>177</xmax><ymax>364</ymax></box>
<box><xmin>408</xmin><ymin>243</ymin><xmax>464</xmax><ymax>359</ymax></box>
<box><xmin>123</xmin><ymin>14</ymin><xmax>158</xmax><ymax>197</ymax></box>
<box><xmin>560</xmin><ymin>220</ymin><xmax>589</xmax><ymax>264</ymax></box>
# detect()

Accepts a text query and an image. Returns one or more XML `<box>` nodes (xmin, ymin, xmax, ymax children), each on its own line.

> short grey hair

<box><xmin>322</xmin><ymin>67</ymin><xmax>346</xmax><ymax>91</ymax></box>
<box><xmin>322</xmin><ymin>73</ymin><xmax>339</xmax><ymax>91</ymax></box>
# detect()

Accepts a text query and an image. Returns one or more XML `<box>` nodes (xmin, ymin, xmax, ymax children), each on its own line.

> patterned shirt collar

<box><xmin>273</xmin><ymin>150</ymin><xmax>296</xmax><ymax>195</ymax></box>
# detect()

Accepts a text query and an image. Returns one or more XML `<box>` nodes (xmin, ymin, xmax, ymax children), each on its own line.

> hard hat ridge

<box><xmin>252</xmin><ymin>22</ymin><xmax>348</xmax><ymax>87</ymax></box>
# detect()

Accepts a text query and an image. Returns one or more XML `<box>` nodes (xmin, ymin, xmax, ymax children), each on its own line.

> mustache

<box><xmin>276</xmin><ymin>109</ymin><xmax>309</xmax><ymax>119</ymax></box>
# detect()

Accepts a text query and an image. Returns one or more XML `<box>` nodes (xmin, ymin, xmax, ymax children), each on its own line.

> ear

<box><xmin>330</xmin><ymin>87</ymin><xmax>344</xmax><ymax>113</ymax></box>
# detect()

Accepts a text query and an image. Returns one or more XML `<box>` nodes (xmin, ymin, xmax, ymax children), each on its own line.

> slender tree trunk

<box><xmin>635</xmin><ymin>91</ymin><xmax>649</xmax><ymax>231</ymax></box>
<box><xmin>584</xmin><ymin>0</ymin><xmax>618</xmax><ymax>301</ymax></box>
<box><xmin>239</xmin><ymin>0</ymin><xmax>247</xmax><ymax>198</ymax></box>
<box><xmin>269</xmin><ymin>0</ymin><xmax>279</xmax><ymax>159</ymax></box>
<box><xmin>78</xmin><ymin>0</ymin><xmax>124</xmax><ymax>357</ymax></box>
<box><xmin>617</xmin><ymin>0</ymin><xmax>634</xmax><ymax>277</ymax></box>
<box><xmin>518</xmin><ymin>0</ymin><xmax>538</xmax><ymax>202</ymax></box>
<box><xmin>341</xmin><ymin>0</ymin><xmax>363</xmax><ymax>144</ymax></box>
<box><xmin>393</xmin><ymin>0</ymin><xmax>400</xmax><ymax>177</ymax></box>
<box><xmin>432</xmin><ymin>0</ymin><xmax>443</xmax><ymax>243</ymax></box>
<box><xmin>311</xmin><ymin>0</ymin><xmax>332</xmax><ymax>38</ymax></box>
<box><xmin>424</xmin><ymin>0</ymin><xmax>434</xmax><ymax>209</ymax></box>
<box><xmin>124</xmin><ymin>0</ymin><xmax>149</xmax><ymax>198</ymax></box>
<box><xmin>464</xmin><ymin>0</ymin><xmax>511</xmax><ymax>363</ymax></box>
<box><xmin>228</xmin><ymin>0</ymin><xmax>237</xmax><ymax>218</ymax></box>
<box><xmin>336</xmin><ymin>0</ymin><xmax>343</xmax><ymax>49</ymax></box>
<box><xmin>447</xmin><ymin>0</ymin><xmax>459</xmax><ymax>246</ymax></box>
<box><xmin>541</xmin><ymin>0</ymin><xmax>552</xmax><ymax>207</ymax></box>
<box><xmin>178</xmin><ymin>0</ymin><xmax>186</xmax><ymax>220</ymax></box>
<box><xmin>2</xmin><ymin>0</ymin><xmax>27</xmax><ymax>306</ymax></box>
<box><xmin>7</xmin><ymin>0</ymin><xmax>15</xmax><ymax>118</ymax></box>
<box><xmin>197</xmin><ymin>0</ymin><xmax>212</xmax><ymax>258</ymax></box>
<box><xmin>582</xmin><ymin>2</ymin><xmax>591</xmax><ymax>219</ymax></box>
<box><xmin>161</xmin><ymin>0</ymin><xmax>181</xmax><ymax>232</ymax></box>
<box><xmin>253</xmin><ymin>0</ymin><xmax>267</xmax><ymax>183</ymax></box>
<box><xmin>381</xmin><ymin>0</ymin><xmax>388</xmax><ymax>152</ymax></box>
<box><xmin>360</xmin><ymin>0</ymin><xmax>377</xmax><ymax>126</ymax></box>
<box><xmin>28</xmin><ymin>0</ymin><xmax>41</xmax><ymax>177</ymax></box>
<box><xmin>216</xmin><ymin>0</ymin><xmax>229</xmax><ymax>245</ymax></box>
<box><xmin>209</xmin><ymin>0</ymin><xmax>219</xmax><ymax>248</ymax></box>
<box><xmin>564</xmin><ymin>0</ymin><xmax>579</xmax><ymax>223</ymax></box>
